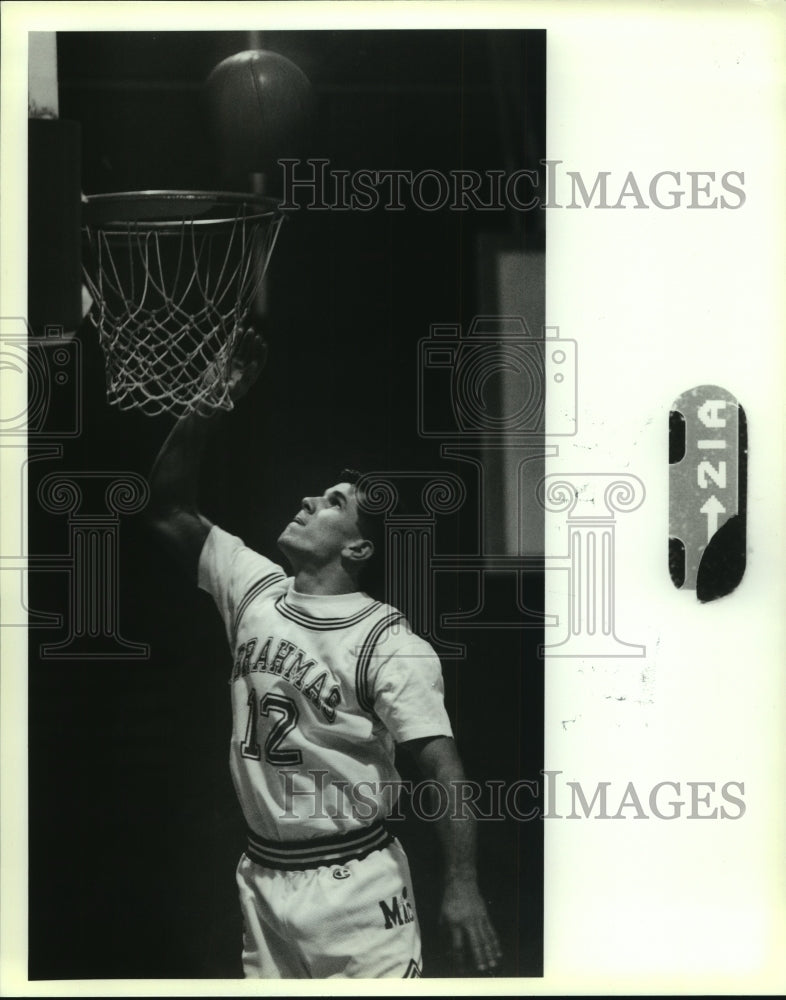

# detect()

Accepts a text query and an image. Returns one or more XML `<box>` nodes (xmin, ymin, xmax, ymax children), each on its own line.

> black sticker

<box><xmin>668</xmin><ymin>385</ymin><xmax>746</xmax><ymax>601</ymax></box>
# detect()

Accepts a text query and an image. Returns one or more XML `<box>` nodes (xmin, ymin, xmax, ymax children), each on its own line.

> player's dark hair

<box><xmin>340</xmin><ymin>468</ymin><xmax>386</xmax><ymax>597</ymax></box>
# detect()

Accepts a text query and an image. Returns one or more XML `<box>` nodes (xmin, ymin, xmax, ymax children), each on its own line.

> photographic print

<box><xmin>2</xmin><ymin>1</ymin><xmax>785</xmax><ymax>995</ymax></box>
<box><xmin>21</xmin><ymin>13</ymin><xmax>546</xmax><ymax>986</ymax></box>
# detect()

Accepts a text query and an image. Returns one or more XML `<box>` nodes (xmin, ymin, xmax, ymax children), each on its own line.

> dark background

<box><xmin>28</xmin><ymin>29</ymin><xmax>545</xmax><ymax>980</ymax></box>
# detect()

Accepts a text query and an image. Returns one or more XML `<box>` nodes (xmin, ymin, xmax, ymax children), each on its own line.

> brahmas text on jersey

<box><xmin>198</xmin><ymin>526</ymin><xmax>453</xmax><ymax>841</ymax></box>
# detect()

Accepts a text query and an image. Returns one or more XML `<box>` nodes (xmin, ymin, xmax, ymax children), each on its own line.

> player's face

<box><xmin>277</xmin><ymin>482</ymin><xmax>369</xmax><ymax>566</ymax></box>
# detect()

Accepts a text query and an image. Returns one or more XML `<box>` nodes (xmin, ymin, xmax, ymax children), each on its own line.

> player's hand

<box><xmin>439</xmin><ymin>878</ymin><xmax>502</xmax><ymax>974</ymax></box>
<box><xmin>227</xmin><ymin>326</ymin><xmax>268</xmax><ymax>403</ymax></box>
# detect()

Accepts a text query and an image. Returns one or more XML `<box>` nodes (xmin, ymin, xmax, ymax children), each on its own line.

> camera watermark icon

<box><xmin>1</xmin><ymin>318</ymin><xmax>80</xmax><ymax>627</ymax></box>
<box><xmin>0</xmin><ymin>316</ymin><xmax>149</xmax><ymax>658</ymax></box>
<box><xmin>0</xmin><ymin>317</ymin><xmax>82</xmax><ymax>439</ymax></box>
<box><xmin>416</xmin><ymin>317</ymin><xmax>573</xmax><ymax>569</ymax></box>
<box><xmin>417</xmin><ymin>315</ymin><xmax>576</xmax><ymax>440</ymax></box>
<box><xmin>371</xmin><ymin>313</ymin><xmax>648</xmax><ymax>657</ymax></box>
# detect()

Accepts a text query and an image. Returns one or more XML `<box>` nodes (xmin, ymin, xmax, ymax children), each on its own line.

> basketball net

<box><xmin>82</xmin><ymin>192</ymin><xmax>284</xmax><ymax>417</ymax></box>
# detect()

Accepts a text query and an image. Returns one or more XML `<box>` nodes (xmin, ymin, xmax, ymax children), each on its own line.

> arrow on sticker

<box><xmin>700</xmin><ymin>495</ymin><xmax>726</xmax><ymax>542</ymax></box>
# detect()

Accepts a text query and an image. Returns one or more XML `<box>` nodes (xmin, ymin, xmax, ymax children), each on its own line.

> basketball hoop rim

<box><xmin>81</xmin><ymin>189</ymin><xmax>286</xmax><ymax>417</ymax></box>
<box><xmin>82</xmin><ymin>190</ymin><xmax>285</xmax><ymax>231</ymax></box>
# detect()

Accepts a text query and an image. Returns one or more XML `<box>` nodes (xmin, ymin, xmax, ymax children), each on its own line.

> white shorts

<box><xmin>236</xmin><ymin>838</ymin><xmax>422</xmax><ymax>978</ymax></box>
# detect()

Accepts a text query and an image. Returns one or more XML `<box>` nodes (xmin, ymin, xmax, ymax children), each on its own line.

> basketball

<box><xmin>205</xmin><ymin>49</ymin><xmax>313</xmax><ymax>175</ymax></box>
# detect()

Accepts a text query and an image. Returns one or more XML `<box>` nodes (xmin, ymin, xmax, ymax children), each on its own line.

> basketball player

<box><xmin>148</xmin><ymin>331</ymin><xmax>501</xmax><ymax>979</ymax></box>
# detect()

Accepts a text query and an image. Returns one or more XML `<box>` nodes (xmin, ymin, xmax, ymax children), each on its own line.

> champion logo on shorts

<box><xmin>332</xmin><ymin>867</ymin><xmax>351</xmax><ymax>880</ymax></box>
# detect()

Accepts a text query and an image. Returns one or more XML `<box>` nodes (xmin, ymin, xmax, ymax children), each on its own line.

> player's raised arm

<box><xmin>402</xmin><ymin>735</ymin><xmax>503</xmax><ymax>975</ymax></box>
<box><xmin>147</xmin><ymin>328</ymin><xmax>267</xmax><ymax>581</ymax></box>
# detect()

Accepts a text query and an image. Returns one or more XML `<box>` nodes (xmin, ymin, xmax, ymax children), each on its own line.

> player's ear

<box><xmin>343</xmin><ymin>538</ymin><xmax>374</xmax><ymax>564</ymax></box>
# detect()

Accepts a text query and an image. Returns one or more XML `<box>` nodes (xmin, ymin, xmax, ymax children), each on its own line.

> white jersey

<box><xmin>198</xmin><ymin>525</ymin><xmax>453</xmax><ymax>846</ymax></box>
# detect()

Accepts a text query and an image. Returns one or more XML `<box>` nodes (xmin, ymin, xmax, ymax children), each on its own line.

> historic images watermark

<box><xmin>280</xmin><ymin>159</ymin><xmax>746</xmax><ymax>212</ymax></box>
<box><xmin>275</xmin><ymin>770</ymin><xmax>747</xmax><ymax>823</ymax></box>
<box><xmin>338</xmin><ymin>313</ymin><xmax>647</xmax><ymax>660</ymax></box>
<box><xmin>0</xmin><ymin>317</ymin><xmax>149</xmax><ymax>658</ymax></box>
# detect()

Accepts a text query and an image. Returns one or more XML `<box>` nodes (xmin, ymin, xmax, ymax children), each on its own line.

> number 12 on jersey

<box><xmin>241</xmin><ymin>691</ymin><xmax>303</xmax><ymax>765</ymax></box>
